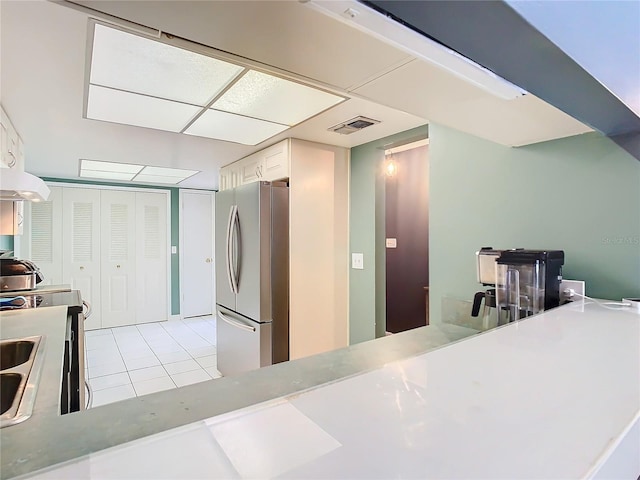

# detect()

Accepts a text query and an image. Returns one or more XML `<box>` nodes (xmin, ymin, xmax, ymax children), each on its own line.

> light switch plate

<box><xmin>171</xmin><ymin>246</ymin><xmax>177</xmax><ymax>254</ymax></box>
<box><xmin>351</xmin><ymin>253</ymin><xmax>364</xmax><ymax>270</ymax></box>
<box><xmin>386</xmin><ymin>238</ymin><xmax>397</xmax><ymax>248</ymax></box>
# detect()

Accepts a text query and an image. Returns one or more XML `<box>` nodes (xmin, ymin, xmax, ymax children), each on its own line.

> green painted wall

<box><xmin>0</xmin><ymin>235</ymin><xmax>14</xmax><ymax>251</ymax></box>
<box><xmin>349</xmin><ymin>125</ymin><xmax>429</xmax><ymax>344</ymax></box>
<box><xmin>42</xmin><ymin>178</ymin><xmax>187</xmax><ymax>315</ymax></box>
<box><xmin>429</xmin><ymin>124</ymin><xmax>640</xmax><ymax>322</ymax></box>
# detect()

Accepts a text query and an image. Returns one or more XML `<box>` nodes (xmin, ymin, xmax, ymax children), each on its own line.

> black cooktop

<box><xmin>0</xmin><ymin>290</ymin><xmax>82</xmax><ymax>313</ymax></box>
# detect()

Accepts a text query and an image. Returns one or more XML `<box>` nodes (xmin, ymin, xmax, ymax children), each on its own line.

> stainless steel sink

<box><xmin>0</xmin><ymin>336</ymin><xmax>44</xmax><ymax>427</ymax></box>
<box><xmin>1</xmin><ymin>373</ymin><xmax>22</xmax><ymax>415</ymax></box>
<box><xmin>0</xmin><ymin>340</ymin><xmax>35</xmax><ymax>370</ymax></box>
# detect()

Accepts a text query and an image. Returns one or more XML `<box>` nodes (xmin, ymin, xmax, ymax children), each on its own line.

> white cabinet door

<box><xmin>135</xmin><ymin>191</ymin><xmax>169</xmax><ymax>324</ymax></box>
<box><xmin>239</xmin><ymin>153</ymin><xmax>263</xmax><ymax>185</ymax></box>
<box><xmin>0</xmin><ymin>119</ymin><xmax>8</xmax><ymax>169</ymax></box>
<box><xmin>180</xmin><ymin>191</ymin><xmax>215</xmax><ymax>318</ymax></box>
<box><xmin>219</xmin><ymin>167</ymin><xmax>230</xmax><ymax>191</ymax></box>
<box><xmin>62</xmin><ymin>187</ymin><xmax>102</xmax><ymax>330</ymax></box>
<box><xmin>219</xmin><ymin>140</ymin><xmax>290</xmax><ymax>191</ymax></box>
<box><xmin>100</xmin><ymin>190</ymin><xmax>137</xmax><ymax>328</ymax></box>
<box><xmin>16</xmin><ymin>137</ymin><xmax>25</xmax><ymax>171</ymax></box>
<box><xmin>219</xmin><ymin>163</ymin><xmax>242</xmax><ymax>191</ymax></box>
<box><xmin>262</xmin><ymin>139</ymin><xmax>290</xmax><ymax>182</ymax></box>
<box><xmin>1</xmin><ymin>107</ymin><xmax>19</xmax><ymax>169</ymax></box>
<box><xmin>26</xmin><ymin>186</ymin><xmax>63</xmax><ymax>285</ymax></box>
<box><xmin>0</xmin><ymin>201</ymin><xmax>24</xmax><ymax>235</ymax></box>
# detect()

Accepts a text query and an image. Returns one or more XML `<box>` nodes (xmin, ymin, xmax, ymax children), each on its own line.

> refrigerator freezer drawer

<box><xmin>216</xmin><ymin>306</ymin><xmax>272</xmax><ymax>377</ymax></box>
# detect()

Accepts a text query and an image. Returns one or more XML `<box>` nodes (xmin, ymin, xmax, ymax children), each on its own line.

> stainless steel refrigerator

<box><xmin>215</xmin><ymin>181</ymin><xmax>289</xmax><ymax>376</ymax></box>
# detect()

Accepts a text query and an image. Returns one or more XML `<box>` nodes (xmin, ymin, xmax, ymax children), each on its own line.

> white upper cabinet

<box><xmin>261</xmin><ymin>140</ymin><xmax>289</xmax><ymax>182</ymax></box>
<box><xmin>239</xmin><ymin>153</ymin><xmax>263</xmax><ymax>185</ymax></box>
<box><xmin>219</xmin><ymin>162</ymin><xmax>240</xmax><ymax>191</ymax></box>
<box><xmin>219</xmin><ymin>139</ymin><xmax>290</xmax><ymax>191</ymax></box>
<box><xmin>1</xmin><ymin>106</ymin><xmax>25</xmax><ymax>171</ymax></box>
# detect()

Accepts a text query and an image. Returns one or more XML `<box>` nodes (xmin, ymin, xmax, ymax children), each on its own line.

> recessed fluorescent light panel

<box><xmin>80</xmin><ymin>159</ymin><xmax>198</xmax><ymax>185</ymax></box>
<box><xmin>87</xmin><ymin>85</ymin><xmax>202</xmax><ymax>132</ymax></box>
<box><xmin>91</xmin><ymin>24</ymin><xmax>245</xmax><ymax>106</ymax></box>
<box><xmin>185</xmin><ymin>109</ymin><xmax>289</xmax><ymax>145</ymax></box>
<box><xmin>132</xmin><ymin>166</ymin><xmax>199</xmax><ymax>185</ymax></box>
<box><xmin>212</xmin><ymin>70</ymin><xmax>344</xmax><ymax>125</ymax></box>
<box><xmin>86</xmin><ymin>22</ymin><xmax>346</xmax><ymax>145</ymax></box>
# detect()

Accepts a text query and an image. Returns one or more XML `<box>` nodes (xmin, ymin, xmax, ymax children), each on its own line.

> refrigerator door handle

<box><xmin>230</xmin><ymin>205</ymin><xmax>240</xmax><ymax>294</ymax></box>
<box><xmin>219</xmin><ymin>311</ymin><xmax>256</xmax><ymax>332</ymax></box>
<box><xmin>225</xmin><ymin>205</ymin><xmax>235</xmax><ymax>293</ymax></box>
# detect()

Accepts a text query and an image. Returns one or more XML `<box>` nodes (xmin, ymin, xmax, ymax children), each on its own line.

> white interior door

<box><xmin>100</xmin><ymin>190</ymin><xmax>136</xmax><ymax>328</ymax></box>
<box><xmin>136</xmin><ymin>191</ymin><xmax>169</xmax><ymax>324</ymax></box>
<box><xmin>180</xmin><ymin>190</ymin><xmax>215</xmax><ymax>318</ymax></box>
<box><xmin>62</xmin><ymin>187</ymin><xmax>101</xmax><ymax>330</ymax></box>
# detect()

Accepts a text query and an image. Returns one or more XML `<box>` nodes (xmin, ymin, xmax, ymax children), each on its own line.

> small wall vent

<box><xmin>328</xmin><ymin>116</ymin><xmax>380</xmax><ymax>135</ymax></box>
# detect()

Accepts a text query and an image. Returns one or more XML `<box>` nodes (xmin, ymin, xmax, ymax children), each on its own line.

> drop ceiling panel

<box><xmin>354</xmin><ymin>60</ymin><xmax>592</xmax><ymax>146</ymax></box>
<box><xmin>87</xmin><ymin>85</ymin><xmax>201</xmax><ymax>132</ymax></box>
<box><xmin>276</xmin><ymin>96</ymin><xmax>428</xmax><ymax>148</ymax></box>
<box><xmin>90</xmin><ymin>23</ymin><xmax>245</xmax><ymax>106</ymax></box>
<box><xmin>72</xmin><ymin>0</ymin><xmax>414</xmax><ymax>91</ymax></box>
<box><xmin>213</xmin><ymin>70</ymin><xmax>345</xmax><ymax>126</ymax></box>
<box><xmin>185</xmin><ymin>109</ymin><xmax>289</xmax><ymax>145</ymax></box>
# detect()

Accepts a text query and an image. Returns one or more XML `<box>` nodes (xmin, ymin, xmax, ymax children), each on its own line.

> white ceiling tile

<box><xmin>90</xmin><ymin>23</ymin><xmax>244</xmax><ymax>106</ymax></box>
<box><xmin>86</xmin><ymin>85</ymin><xmax>201</xmax><ymax>133</ymax></box>
<box><xmin>213</xmin><ymin>70</ymin><xmax>345</xmax><ymax>126</ymax></box>
<box><xmin>185</xmin><ymin>109</ymin><xmax>289</xmax><ymax>145</ymax></box>
<box><xmin>353</xmin><ymin>60</ymin><xmax>591</xmax><ymax>146</ymax></box>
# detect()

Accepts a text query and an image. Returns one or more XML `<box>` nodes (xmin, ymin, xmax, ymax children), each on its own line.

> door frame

<box><xmin>178</xmin><ymin>189</ymin><xmax>216</xmax><ymax>319</ymax></box>
<box><xmin>382</xmin><ymin>138</ymin><xmax>430</xmax><ymax>335</ymax></box>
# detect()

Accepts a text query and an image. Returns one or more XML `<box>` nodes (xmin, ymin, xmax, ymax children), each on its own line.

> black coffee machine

<box><xmin>471</xmin><ymin>248</ymin><xmax>503</xmax><ymax>329</ymax></box>
<box><xmin>473</xmin><ymin>248</ymin><xmax>565</xmax><ymax>326</ymax></box>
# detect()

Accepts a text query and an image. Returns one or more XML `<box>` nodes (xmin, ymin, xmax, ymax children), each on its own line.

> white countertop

<box><xmin>20</xmin><ymin>300</ymin><xmax>640</xmax><ymax>479</ymax></box>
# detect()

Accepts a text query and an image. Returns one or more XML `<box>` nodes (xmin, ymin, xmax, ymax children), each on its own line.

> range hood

<box><xmin>0</xmin><ymin>169</ymin><xmax>50</xmax><ymax>201</ymax></box>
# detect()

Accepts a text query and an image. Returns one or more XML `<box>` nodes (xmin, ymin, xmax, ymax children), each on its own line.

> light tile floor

<box><xmin>85</xmin><ymin>316</ymin><xmax>222</xmax><ymax>408</ymax></box>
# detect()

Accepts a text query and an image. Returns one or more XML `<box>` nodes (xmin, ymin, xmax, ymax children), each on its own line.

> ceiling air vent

<box><xmin>329</xmin><ymin>116</ymin><xmax>380</xmax><ymax>135</ymax></box>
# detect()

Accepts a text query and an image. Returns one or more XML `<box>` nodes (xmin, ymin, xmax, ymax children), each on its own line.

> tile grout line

<box><xmin>130</xmin><ymin>324</ymin><xmax>177</xmax><ymax>394</ymax></box>
<box><xmin>88</xmin><ymin>319</ymin><xmax>219</xmax><ymax>405</ymax></box>
<box><xmin>182</xmin><ymin>315</ymin><xmax>217</xmax><ymax>345</ymax></box>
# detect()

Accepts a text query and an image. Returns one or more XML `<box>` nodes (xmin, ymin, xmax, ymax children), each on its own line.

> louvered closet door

<box><xmin>100</xmin><ymin>190</ymin><xmax>136</xmax><ymax>328</ymax></box>
<box><xmin>62</xmin><ymin>187</ymin><xmax>101</xmax><ymax>330</ymax></box>
<box><xmin>135</xmin><ymin>191</ymin><xmax>169</xmax><ymax>324</ymax></box>
<box><xmin>28</xmin><ymin>186</ymin><xmax>62</xmax><ymax>285</ymax></box>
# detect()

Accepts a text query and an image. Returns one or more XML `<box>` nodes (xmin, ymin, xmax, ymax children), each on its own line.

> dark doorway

<box><xmin>385</xmin><ymin>141</ymin><xmax>429</xmax><ymax>333</ymax></box>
